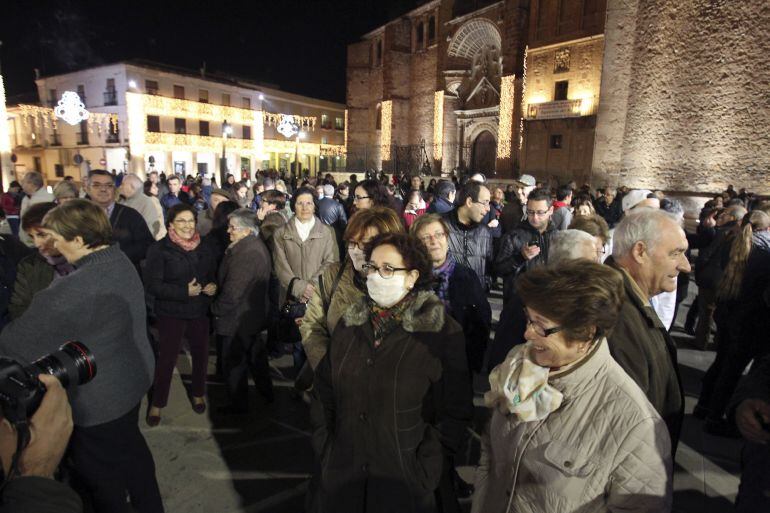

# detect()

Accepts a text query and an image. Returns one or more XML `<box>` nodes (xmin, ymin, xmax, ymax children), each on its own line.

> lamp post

<box><xmin>219</xmin><ymin>119</ymin><xmax>232</xmax><ymax>186</ymax></box>
<box><xmin>294</xmin><ymin>131</ymin><xmax>305</xmax><ymax>178</ymax></box>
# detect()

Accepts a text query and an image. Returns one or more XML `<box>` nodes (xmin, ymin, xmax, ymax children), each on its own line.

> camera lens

<box><xmin>31</xmin><ymin>341</ymin><xmax>97</xmax><ymax>389</ymax></box>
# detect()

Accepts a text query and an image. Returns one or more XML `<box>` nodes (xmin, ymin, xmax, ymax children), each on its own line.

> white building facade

<box><xmin>2</xmin><ymin>60</ymin><xmax>347</xmax><ymax>186</ymax></box>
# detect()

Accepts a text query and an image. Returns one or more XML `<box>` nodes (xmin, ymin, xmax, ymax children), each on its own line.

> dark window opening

<box><xmin>147</xmin><ymin>115</ymin><xmax>161</xmax><ymax>132</ymax></box>
<box><xmin>199</xmin><ymin>120</ymin><xmax>210</xmax><ymax>136</ymax></box>
<box><xmin>173</xmin><ymin>85</ymin><xmax>185</xmax><ymax>100</ymax></box>
<box><xmin>145</xmin><ymin>80</ymin><xmax>159</xmax><ymax>95</ymax></box>
<box><xmin>428</xmin><ymin>16</ymin><xmax>436</xmax><ymax>42</ymax></box>
<box><xmin>416</xmin><ymin>22</ymin><xmax>424</xmax><ymax>47</ymax></box>
<box><xmin>174</xmin><ymin>118</ymin><xmax>186</xmax><ymax>134</ymax></box>
<box><xmin>375</xmin><ymin>106</ymin><xmax>382</xmax><ymax>130</ymax></box>
<box><xmin>550</xmin><ymin>134</ymin><xmax>563</xmax><ymax>149</ymax></box>
<box><xmin>554</xmin><ymin>81</ymin><xmax>569</xmax><ymax>101</ymax></box>
<box><xmin>243</xmin><ymin>125</ymin><xmax>252</xmax><ymax>140</ymax></box>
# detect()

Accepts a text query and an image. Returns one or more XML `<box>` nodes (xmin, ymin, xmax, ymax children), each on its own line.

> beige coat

<box><xmin>472</xmin><ymin>339</ymin><xmax>672</xmax><ymax>513</ymax></box>
<box><xmin>120</xmin><ymin>191</ymin><xmax>165</xmax><ymax>240</ymax></box>
<box><xmin>272</xmin><ymin>216</ymin><xmax>338</xmax><ymax>306</ymax></box>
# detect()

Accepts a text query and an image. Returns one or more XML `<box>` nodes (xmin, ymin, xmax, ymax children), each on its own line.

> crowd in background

<box><xmin>0</xmin><ymin>166</ymin><xmax>768</xmax><ymax>513</ymax></box>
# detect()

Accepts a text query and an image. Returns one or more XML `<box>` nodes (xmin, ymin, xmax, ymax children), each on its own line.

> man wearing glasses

<box><xmin>493</xmin><ymin>187</ymin><xmax>557</xmax><ymax>302</ymax></box>
<box><xmin>87</xmin><ymin>169</ymin><xmax>153</xmax><ymax>267</ymax></box>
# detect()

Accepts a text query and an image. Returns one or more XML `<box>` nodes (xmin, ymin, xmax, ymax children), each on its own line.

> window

<box><xmin>428</xmin><ymin>16</ymin><xmax>436</xmax><ymax>43</ymax></box>
<box><xmin>243</xmin><ymin>125</ymin><xmax>251</xmax><ymax>140</ymax></box>
<box><xmin>78</xmin><ymin>119</ymin><xmax>89</xmax><ymax>144</ymax></box>
<box><xmin>375</xmin><ymin>105</ymin><xmax>382</xmax><ymax>130</ymax></box>
<box><xmin>199</xmin><ymin>89</ymin><xmax>209</xmax><ymax>103</ymax></box>
<box><xmin>197</xmin><ymin>162</ymin><xmax>208</xmax><ymax>176</ymax></box>
<box><xmin>335</xmin><ymin>116</ymin><xmax>344</xmax><ymax>130</ymax></box>
<box><xmin>174</xmin><ymin>118</ymin><xmax>186</xmax><ymax>134</ymax></box>
<box><xmin>106</xmin><ymin>116</ymin><xmax>120</xmax><ymax>143</ymax></box>
<box><xmin>77</xmin><ymin>85</ymin><xmax>86</xmax><ymax>106</ymax></box>
<box><xmin>106</xmin><ymin>78</ymin><xmax>115</xmax><ymax>91</ymax></box>
<box><xmin>199</xmin><ymin>120</ymin><xmax>210</xmax><ymax>136</ymax></box>
<box><xmin>242</xmin><ymin>97</ymin><xmax>251</xmax><ymax>109</ymax></box>
<box><xmin>222</xmin><ymin>93</ymin><xmax>230</xmax><ymax>106</ymax></box>
<box><xmin>416</xmin><ymin>22</ymin><xmax>424</xmax><ymax>48</ymax></box>
<box><xmin>373</xmin><ymin>39</ymin><xmax>383</xmax><ymax>66</ymax></box>
<box><xmin>321</xmin><ymin>136</ymin><xmax>328</xmax><ymax>144</ymax></box>
<box><xmin>104</xmin><ymin>79</ymin><xmax>117</xmax><ymax>106</ymax></box>
<box><xmin>147</xmin><ymin>115</ymin><xmax>161</xmax><ymax>132</ymax></box>
<box><xmin>550</xmin><ymin>134</ymin><xmax>563</xmax><ymax>149</ymax></box>
<box><xmin>554</xmin><ymin>81</ymin><xmax>569</xmax><ymax>101</ymax></box>
<box><xmin>55</xmin><ymin>164</ymin><xmax>65</xmax><ymax>178</ymax></box>
<box><xmin>145</xmin><ymin>80</ymin><xmax>159</xmax><ymax>95</ymax></box>
<box><xmin>173</xmin><ymin>85</ymin><xmax>185</xmax><ymax>100</ymax></box>
<box><xmin>321</xmin><ymin>114</ymin><xmax>331</xmax><ymax>129</ymax></box>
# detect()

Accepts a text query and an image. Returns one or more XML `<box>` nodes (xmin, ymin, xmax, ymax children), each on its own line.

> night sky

<box><xmin>0</xmin><ymin>0</ymin><xmax>422</xmax><ymax>103</ymax></box>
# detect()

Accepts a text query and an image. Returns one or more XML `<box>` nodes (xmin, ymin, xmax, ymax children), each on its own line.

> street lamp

<box><xmin>220</xmin><ymin>119</ymin><xmax>232</xmax><ymax>185</ymax></box>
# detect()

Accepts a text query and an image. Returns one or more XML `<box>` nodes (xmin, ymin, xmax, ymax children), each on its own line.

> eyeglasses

<box><xmin>90</xmin><ymin>183</ymin><xmax>115</xmax><ymax>190</ymax></box>
<box><xmin>526</xmin><ymin>209</ymin><xmax>550</xmax><ymax>216</ymax></box>
<box><xmin>173</xmin><ymin>219</ymin><xmax>195</xmax><ymax>225</ymax></box>
<box><xmin>418</xmin><ymin>231</ymin><xmax>447</xmax><ymax>244</ymax></box>
<box><xmin>473</xmin><ymin>200</ymin><xmax>491</xmax><ymax>208</ymax></box>
<box><xmin>524</xmin><ymin>311</ymin><xmax>563</xmax><ymax>337</ymax></box>
<box><xmin>347</xmin><ymin>240</ymin><xmax>370</xmax><ymax>251</ymax></box>
<box><xmin>354</xmin><ymin>195</ymin><xmax>370</xmax><ymax>201</ymax></box>
<box><xmin>362</xmin><ymin>262</ymin><xmax>409</xmax><ymax>279</ymax></box>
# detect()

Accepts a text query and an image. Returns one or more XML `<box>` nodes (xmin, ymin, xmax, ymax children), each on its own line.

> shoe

<box><xmin>191</xmin><ymin>397</ymin><xmax>206</xmax><ymax>414</ymax></box>
<box><xmin>692</xmin><ymin>404</ymin><xmax>711</xmax><ymax>420</ymax></box>
<box><xmin>703</xmin><ymin>418</ymin><xmax>741</xmax><ymax>438</ymax></box>
<box><xmin>217</xmin><ymin>405</ymin><xmax>248</xmax><ymax>416</ymax></box>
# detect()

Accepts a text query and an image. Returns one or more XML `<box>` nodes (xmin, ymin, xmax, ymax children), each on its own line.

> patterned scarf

<box><xmin>44</xmin><ymin>254</ymin><xmax>76</xmax><ymax>279</ymax></box>
<box><xmin>369</xmin><ymin>293</ymin><xmax>415</xmax><ymax>347</ymax></box>
<box><xmin>168</xmin><ymin>226</ymin><xmax>201</xmax><ymax>252</ymax></box>
<box><xmin>432</xmin><ymin>255</ymin><xmax>456</xmax><ymax>309</ymax></box>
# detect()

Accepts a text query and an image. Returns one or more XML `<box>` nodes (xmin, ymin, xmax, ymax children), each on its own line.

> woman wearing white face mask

<box><xmin>300</xmin><ymin>207</ymin><xmax>404</xmax><ymax>370</ymax></box>
<box><xmin>472</xmin><ymin>260</ymin><xmax>673</xmax><ymax>513</ymax></box>
<box><xmin>313</xmin><ymin>233</ymin><xmax>473</xmax><ymax>513</ymax></box>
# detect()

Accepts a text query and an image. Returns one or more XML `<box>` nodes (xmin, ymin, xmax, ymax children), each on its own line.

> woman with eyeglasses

<box><xmin>313</xmin><ymin>233</ymin><xmax>473</xmax><ymax>513</ymax></box>
<box><xmin>352</xmin><ymin>178</ymin><xmax>392</xmax><ymax>213</ymax></box>
<box><xmin>472</xmin><ymin>260</ymin><xmax>672</xmax><ymax>513</ymax></box>
<box><xmin>144</xmin><ymin>203</ymin><xmax>218</xmax><ymax>426</ymax></box>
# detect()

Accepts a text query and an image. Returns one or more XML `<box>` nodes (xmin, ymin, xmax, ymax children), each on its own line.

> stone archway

<box><xmin>471</xmin><ymin>130</ymin><xmax>497</xmax><ymax>173</ymax></box>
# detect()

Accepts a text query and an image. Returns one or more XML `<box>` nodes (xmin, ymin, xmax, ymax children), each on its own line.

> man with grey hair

<box><xmin>119</xmin><ymin>173</ymin><xmax>166</xmax><ymax>240</ymax></box>
<box><xmin>19</xmin><ymin>171</ymin><xmax>54</xmax><ymax>246</ymax></box>
<box><xmin>607</xmin><ymin>207</ymin><xmax>689</xmax><ymax>453</ymax></box>
<box><xmin>317</xmin><ymin>184</ymin><xmax>347</xmax><ymax>228</ymax></box>
<box><xmin>213</xmin><ymin>208</ymin><xmax>274</xmax><ymax>413</ymax></box>
<box><xmin>548</xmin><ymin>229</ymin><xmax>600</xmax><ymax>266</ymax></box>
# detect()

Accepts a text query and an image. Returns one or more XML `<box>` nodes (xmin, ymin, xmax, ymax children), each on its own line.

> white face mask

<box><xmin>348</xmin><ymin>247</ymin><xmax>366</xmax><ymax>272</ymax></box>
<box><xmin>367</xmin><ymin>273</ymin><xmax>409</xmax><ymax>308</ymax></box>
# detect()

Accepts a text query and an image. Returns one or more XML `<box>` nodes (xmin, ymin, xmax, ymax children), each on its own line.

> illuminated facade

<box><xmin>346</xmin><ymin>0</ymin><xmax>606</xmax><ymax>181</ymax></box>
<box><xmin>4</xmin><ymin>60</ymin><xmax>346</xmax><ymax>185</ymax></box>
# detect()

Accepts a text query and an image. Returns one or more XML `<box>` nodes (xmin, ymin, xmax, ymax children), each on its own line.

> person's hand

<box><xmin>20</xmin><ymin>374</ymin><xmax>74</xmax><ymax>478</ymax></box>
<box><xmin>188</xmin><ymin>278</ymin><xmax>202</xmax><ymax>296</ymax></box>
<box><xmin>703</xmin><ymin>212</ymin><xmax>717</xmax><ymax>228</ymax></box>
<box><xmin>301</xmin><ymin>284</ymin><xmax>315</xmax><ymax>303</ymax></box>
<box><xmin>735</xmin><ymin>398</ymin><xmax>770</xmax><ymax>444</ymax></box>
<box><xmin>521</xmin><ymin>244</ymin><xmax>541</xmax><ymax>261</ymax></box>
<box><xmin>294</xmin><ymin>317</ymin><xmax>304</xmax><ymax>327</ymax></box>
<box><xmin>487</xmin><ymin>219</ymin><xmax>499</xmax><ymax>229</ymax></box>
<box><xmin>202</xmin><ymin>283</ymin><xmax>217</xmax><ymax>296</ymax></box>
<box><xmin>257</xmin><ymin>205</ymin><xmax>267</xmax><ymax>221</ymax></box>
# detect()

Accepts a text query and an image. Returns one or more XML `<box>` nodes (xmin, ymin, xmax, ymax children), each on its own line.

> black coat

<box><xmin>212</xmin><ymin>234</ymin><xmax>272</xmax><ymax>336</ymax></box>
<box><xmin>442</xmin><ymin>209</ymin><xmax>493</xmax><ymax>288</ymax></box>
<box><xmin>144</xmin><ymin>236</ymin><xmax>217</xmax><ymax>319</ymax></box>
<box><xmin>110</xmin><ymin>203</ymin><xmax>154</xmax><ymax>266</ymax></box>
<box><xmin>318</xmin><ymin>197</ymin><xmax>348</xmax><ymax>227</ymax></box>
<box><xmin>314</xmin><ymin>292</ymin><xmax>473</xmax><ymax>513</ymax></box>
<box><xmin>444</xmin><ymin>263</ymin><xmax>491</xmax><ymax>374</ymax></box>
<box><xmin>493</xmin><ymin>220</ymin><xmax>556</xmax><ymax>301</ymax></box>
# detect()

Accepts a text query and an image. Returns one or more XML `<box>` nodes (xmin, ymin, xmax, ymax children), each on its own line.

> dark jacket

<box><xmin>500</xmin><ymin>199</ymin><xmax>524</xmax><ymax>234</ymax></box>
<box><xmin>160</xmin><ymin>190</ymin><xmax>190</xmax><ymax>214</ymax></box>
<box><xmin>493</xmin><ymin>220</ymin><xmax>556</xmax><ymax>300</ymax></box>
<box><xmin>144</xmin><ymin>236</ymin><xmax>217</xmax><ymax>319</ymax></box>
<box><xmin>212</xmin><ymin>234</ymin><xmax>272</xmax><ymax>336</ymax></box>
<box><xmin>695</xmin><ymin>222</ymin><xmax>736</xmax><ymax>289</ymax></box>
<box><xmin>318</xmin><ymin>197</ymin><xmax>348</xmax><ymax>227</ymax></box>
<box><xmin>445</xmin><ymin>263</ymin><xmax>491</xmax><ymax>374</ymax></box>
<box><xmin>8</xmin><ymin>252</ymin><xmax>54</xmax><ymax>320</ymax></box>
<box><xmin>606</xmin><ymin>258</ymin><xmax>684</xmax><ymax>452</ymax></box>
<box><xmin>426</xmin><ymin>196</ymin><xmax>454</xmax><ymax>215</ymax></box>
<box><xmin>0</xmin><ymin>245</ymin><xmax>154</xmax><ymax>427</ymax></box>
<box><xmin>442</xmin><ymin>209</ymin><xmax>493</xmax><ymax>288</ymax></box>
<box><xmin>0</xmin><ymin>234</ymin><xmax>32</xmax><ymax>327</ymax></box>
<box><xmin>0</xmin><ymin>476</ymin><xmax>82</xmax><ymax>513</ymax></box>
<box><xmin>315</xmin><ymin>291</ymin><xmax>473</xmax><ymax>513</ymax></box>
<box><xmin>487</xmin><ymin>291</ymin><xmax>526</xmax><ymax>372</ymax></box>
<box><xmin>110</xmin><ymin>203</ymin><xmax>154</xmax><ymax>267</ymax></box>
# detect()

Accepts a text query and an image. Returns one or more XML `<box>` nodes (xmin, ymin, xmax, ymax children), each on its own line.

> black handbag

<box><xmin>278</xmin><ymin>277</ymin><xmax>307</xmax><ymax>343</ymax></box>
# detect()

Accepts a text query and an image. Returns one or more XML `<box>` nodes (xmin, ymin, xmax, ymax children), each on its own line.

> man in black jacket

<box><xmin>87</xmin><ymin>170</ymin><xmax>154</xmax><ymax>267</ymax></box>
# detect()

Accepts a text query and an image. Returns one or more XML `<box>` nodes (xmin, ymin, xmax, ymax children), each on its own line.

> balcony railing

<box><xmin>50</xmin><ymin>133</ymin><xmax>62</xmax><ymax>146</ymax></box>
<box><xmin>104</xmin><ymin>90</ymin><xmax>118</xmax><ymax>106</ymax></box>
<box><xmin>77</xmin><ymin>133</ymin><xmax>89</xmax><ymax>145</ymax></box>
<box><xmin>526</xmin><ymin>97</ymin><xmax>598</xmax><ymax>120</ymax></box>
<box><xmin>106</xmin><ymin>132</ymin><xmax>120</xmax><ymax>143</ymax></box>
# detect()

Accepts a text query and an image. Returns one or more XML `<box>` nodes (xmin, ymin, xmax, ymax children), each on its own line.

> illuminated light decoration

<box><xmin>497</xmin><ymin>75</ymin><xmax>515</xmax><ymax>160</ymax></box>
<box><xmin>126</xmin><ymin>92</ymin><xmax>146</xmax><ymax>169</ymax></box>
<box><xmin>343</xmin><ymin>109</ymin><xmax>348</xmax><ymax>152</ymax></box>
<box><xmin>276</xmin><ymin>115</ymin><xmax>299</xmax><ymax>138</ymax></box>
<box><xmin>0</xmin><ymin>75</ymin><xmax>11</xmax><ymax>153</ymax></box>
<box><xmin>54</xmin><ymin>91</ymin><xmax>90</xmax><ymax>125</ymax></box>
<box><xmin>320</xmin><ymin>144</ymin><xmax>346</xmax><ymax>157</ymax></box>
<box><xmin>264</xmin><ymin>112</ymin><xmax>316</xmax><ymax>131</ymax></box>
<box><xmin>16</xmin><ymin>104</ymin><xmax>116</xmax><ymax>135</ymax></box>
<box><xmin>380</xmin><ymin>100</ymin><xmax>393</xmax><ymax>162</ymax></box>
<box><xmin>146</xmin><ymin>132</ymin><xmax>259</xmax><ymax>155</ymax></box>
<box><xmin>139</xmin><ymin>93</ymin><xmax>256</xmax><ymax>125</ymax></box>
<box><xmin>263</xmin><ymin>139</ymin><xmax>322</xmax><ymax>156</ymax></box>
<box><xmin>433</xmin><ymin>91</ymin><xmax>444</xmax><ymax>162</ymax></box>
<box><xmin>519</xmin><ymin>45</ymin><xmax>528</xmax><ymax>151</ymax></box>
<box><xmin>253</xmin><ymin>110</ymin><xmax>264</xmax><ymax>162</ymax></box>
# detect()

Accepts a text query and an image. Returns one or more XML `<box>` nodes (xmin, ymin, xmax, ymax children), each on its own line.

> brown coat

<box><xmin>272</xmin><ymin>216</ymin><xmax>339</xmax><ymax>304</ymax></box>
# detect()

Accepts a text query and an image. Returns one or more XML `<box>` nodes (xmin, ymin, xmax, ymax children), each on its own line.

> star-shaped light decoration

<box><xmin>54</xmin><ymin>91</ymin><xmax>90</xmax><ymax>126</ymax></box>
<box><xmin>277</xmin><ymin>115</ymin><xmax>299</xmax><ymax>139</ymax></box>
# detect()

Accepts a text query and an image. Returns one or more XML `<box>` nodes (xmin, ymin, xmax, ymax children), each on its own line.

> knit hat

<box><xmin>514</xmin><ymin>174</ymin><xmax>536</xmax><ymax>187</ymax></box>
<box><xmin>621</xmin><ymin>189</ymin><xmax>653</xmax><ymax>212</ymax></box>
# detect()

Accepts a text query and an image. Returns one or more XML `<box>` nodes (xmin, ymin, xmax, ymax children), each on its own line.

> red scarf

<box><xmin>169</xmin><ymin>226</ymin><xmax>201</xmax><ymax>251</ymax></box>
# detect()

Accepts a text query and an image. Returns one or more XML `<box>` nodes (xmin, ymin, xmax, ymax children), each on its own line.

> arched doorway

<box><xmin>471</xmin><ymin>131</ymin><xmax>496</xmax><ymax>173</ymax></box>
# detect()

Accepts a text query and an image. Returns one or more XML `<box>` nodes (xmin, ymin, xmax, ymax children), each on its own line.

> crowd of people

<box><xmin>0</xmin><ymin>167</ymin><xmax>767</xmax><ymax>513</ymax></box>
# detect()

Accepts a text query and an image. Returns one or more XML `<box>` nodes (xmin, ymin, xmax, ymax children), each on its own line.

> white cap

<box><xmin>622</xmin><ymin>189</ymin><xmax>653</xmax><ymax>212</ymax></box>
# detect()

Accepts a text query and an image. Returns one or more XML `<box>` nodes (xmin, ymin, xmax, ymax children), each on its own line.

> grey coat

<box><xmin>212</xmin><ymin>233</ymin><xmax>272</xmax><ymax>336</ymax></box>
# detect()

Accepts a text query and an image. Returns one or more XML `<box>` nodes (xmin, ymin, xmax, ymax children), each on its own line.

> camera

<box><xmin>0</xmin><ymin>342</ymin><xmax>96</xmax><ymax>426</ymax></box>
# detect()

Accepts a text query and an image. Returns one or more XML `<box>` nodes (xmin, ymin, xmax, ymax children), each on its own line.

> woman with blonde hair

<box><xmin>697</xmin><ymin>210</ymin><xmax>770</xmax><ymax>434</ymax></box>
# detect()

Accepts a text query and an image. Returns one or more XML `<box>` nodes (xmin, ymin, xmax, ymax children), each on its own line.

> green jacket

<box><xmin>9</xmin><ymin>252</ymin><xmax>54</xmax><ymax>320</ymax></box>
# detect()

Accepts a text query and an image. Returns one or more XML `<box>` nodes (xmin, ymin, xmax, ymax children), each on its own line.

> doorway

<box><xmin>471</xmin><ymin>131</ymin><xmax>496</xmax><ymax>173</ymax></box>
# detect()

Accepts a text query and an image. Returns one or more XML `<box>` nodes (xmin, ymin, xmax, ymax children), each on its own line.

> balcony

<box><xmin>526</xmin><ymin>97</ymin><xmax>598</xmax><ymax>120</ymax></box>
<box><xmin>106</xmin><ymin>132</ymin><xmax>120</xmax><ymax>144</ymax></box>
<box><xmin>104</xmin><ymin>90</ymin><xmax>118</xmax><ymax>106</ymax></box>
<box><xmin>77</xmin><ymin>132</ymin><xmax>89</xmax><ymax>145</ymax></box>
<box><xmin>50</xmin><ymin>133</ymin><xmax>62</xmax><ymax>146</ymax></box>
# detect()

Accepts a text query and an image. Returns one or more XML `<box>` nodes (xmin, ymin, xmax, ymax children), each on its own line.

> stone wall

<box><xmin>593</xmin><ymin>0</ymin><xmax>770</xmax><ymax>193</ymax></box>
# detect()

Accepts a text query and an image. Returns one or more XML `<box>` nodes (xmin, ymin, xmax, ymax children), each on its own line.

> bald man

<box><xmin>119</xmin><ymin>173</ymin><xmax>166</xmax><ymax>240</ymax></box>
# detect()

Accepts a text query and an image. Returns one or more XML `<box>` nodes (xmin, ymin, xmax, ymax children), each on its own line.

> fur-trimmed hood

<box><xmin>342</xmin><ymin>290</ymin><xmax>446</xmax><ymax>333</ymax></box>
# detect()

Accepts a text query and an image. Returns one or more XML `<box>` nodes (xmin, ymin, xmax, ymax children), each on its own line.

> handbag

<box><xmin>279</xmin><ymin>277</ymin><xmax>306</xmax><ymax>344</ymax></box>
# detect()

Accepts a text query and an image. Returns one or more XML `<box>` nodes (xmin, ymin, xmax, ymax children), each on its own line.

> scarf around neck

<box><xmin>44</xmin><ymin>254</ymin><xmax>76</xmax><ymax>278</ymax></box>
<box><xmin>432</xmin><ymin>255</ymin><xmax>456</xmax><ymax>308</ymax></box>
<box><xmin>369</xmin><ymin>292</ymin><xmax>415</xmax><ymax>347</ymax></box>
<box><xmin>294</xmin><ymin>216</ymin><xmax>315</xmax><ymax>242</ymax></box>
<box><xmin>169</xmin><ymin>226</ymin><xmax>201</xmax><ymax>251</ymax></box>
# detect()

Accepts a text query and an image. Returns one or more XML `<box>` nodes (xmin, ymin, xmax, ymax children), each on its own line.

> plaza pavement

<box><xmin>142</xmin><ymin>276</ymin><xmax>743</xmax><ymax>513</ymax></box>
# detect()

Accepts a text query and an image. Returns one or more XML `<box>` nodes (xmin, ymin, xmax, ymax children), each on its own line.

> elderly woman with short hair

<box><xmin>0</xmin><ymin>199</ymin><xmax>162</xmax><ymax>512</ymax></box>
<box><xmin>213</xmin><ymin>208</ymin><xmax>274</xmax><ymax>413</ymax></box>
<box><xmin>472</xmin><ymin>260</ymin><xmax>672</xmax><ymax>513</ymax></box>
